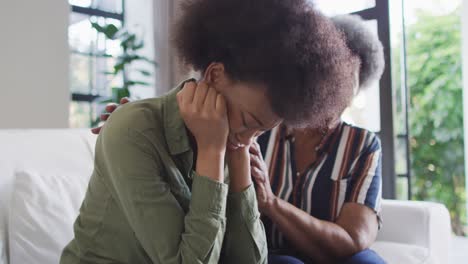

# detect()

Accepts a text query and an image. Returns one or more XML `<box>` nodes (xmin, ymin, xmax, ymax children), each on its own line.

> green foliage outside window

<box><xmin>400</xmin><ymin>8</ymin><xmax>466</xmax><ymax>235</ymax></box>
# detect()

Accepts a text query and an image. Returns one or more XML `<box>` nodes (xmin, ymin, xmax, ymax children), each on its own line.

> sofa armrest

<box><xmin>377</xmin><ymin>199</ymin><xmax>451</xmax><ymax>263</ymax></box>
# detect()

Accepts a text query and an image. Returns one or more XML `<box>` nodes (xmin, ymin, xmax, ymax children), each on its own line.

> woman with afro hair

<box><xmin>62</xmin><ymin>0</ymin><xmax>365</xmax><ymax>263</ymax></box>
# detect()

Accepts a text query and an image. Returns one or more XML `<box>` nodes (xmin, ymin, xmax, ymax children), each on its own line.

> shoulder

<box><xmin>341</xmin><ymin>122</ymin><xmax>381</xmax><ymax>154</ymax></box>
<box><xmin>97</xmin><ymin>83</ymin><xmax>188</xmax><ymax>158</ymax></box>
<box><xmin>97</xmin><ymin>94</ymin><xmax>174</xmax><ymax>156</ymax></box>
<box><xmin>104</xmin><ymin>97</ymin><xmax>164</xmax><ymax>135</ymax></box>
<box><xmin>102</xmin><ymin>81</ymin><xmax>187</xmax><ymax>138</ymax></box>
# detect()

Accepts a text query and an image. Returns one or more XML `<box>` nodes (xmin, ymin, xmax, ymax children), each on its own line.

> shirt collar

<box><xmin>163</xmin><ymin>79</ymin><xmax>196</xmax><ymax>155</ymax></box>
<box><xmin>317</xmin><ymin>120</ymin><xmax>344</xmax><ymax>155</ymax></box>
<box><xmin>281</xmin><ymin>120</ymin><xmax>344</xmax><ymax>155</ymax></box>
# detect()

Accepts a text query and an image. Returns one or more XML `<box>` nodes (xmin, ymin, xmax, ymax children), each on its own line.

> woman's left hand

<box><xmin>249</xmin><ymin>141</ymin><xmax>276</xmax><ymax>214</ymax></box>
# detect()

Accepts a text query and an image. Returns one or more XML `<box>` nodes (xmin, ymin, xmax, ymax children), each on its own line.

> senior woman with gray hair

<box><xmin>252</xmin><ymin>14</ymin><xmax>386</xmax><ymax>264</ymax></box>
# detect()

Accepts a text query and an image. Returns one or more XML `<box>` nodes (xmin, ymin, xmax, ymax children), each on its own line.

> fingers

<box><xmin>100</xmin><ymin>113</ymin><xmax>110</xmax><ymax>121</ymax></box>
<box><xmin>215</xmin><ymin>93</ymin><xmax>227</xmax><ymax>114</ymax></box>
<box><xmin>120</xmin><ymin>97</ymin><xmax>130</xmax><ymax>104</ymax></box>
<box><xmin>205</xmin><ymin>86</ymin><xmax>218</xmax><ymax>110</ymax></box>
<box><xmin>250</xmin><ymin>153</ymin><xmax>263</xmax><ymax>168</ymax></box>
<box><xmin>92</xmin><ymin>97</ymin><xmax>130</xmax><ymax>136</ymax></box>
<box><xmin>105</xmin><ymin>103</ymin><xmax>118</xmax><ymax>113</ymax></box>
<box><xmin>249</xmin><ymin>144</ymin><xmax>260</xmax><ymax>156</ymax></box>
<box><xmin>252</xmin><ymin>141</ymin><xmax>263</xmax><ymax>158</ymax></box>
<box><xmin>251</xmin><ymin>166</ymin><xmax>266</xmax><ymax>183</ymax></box>
<box><xmin>178</xmin><ymin>81</ymin><xmax>197</xmax><ymax>105</ymax></box>
<box><xmin>91</xmin><ymin>126</ymin><xmax>102</xmax><ymax>135</ymax></box>
<box><xmin>193</xmin><ymin>81</ymin><xmax>209</xmax><ymax>108</ymax></box>
<box><xmin>106</xmin><ymin>97</ymin><xmax>130</xmax><ymax>114</ymax></box>
<box><xmin>250</xmin><ymin>148</ymin><xmax>269</xmax><ymax>185</ymax></box>
<box><xmin>249</xmin><ymin>143</ymin><xmax>266</xmax><ymax>167</ymax></box>
<box><xmin>104</xmin><ymin>97</ymin><xmax>128</xmax><ymax>118</ymax></box>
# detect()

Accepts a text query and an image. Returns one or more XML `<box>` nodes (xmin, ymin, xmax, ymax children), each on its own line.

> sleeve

<box><xmin>96</xmin><ymin>114</ymin><xmax>228</xmax><ymax>264</ymax></box>
<box><xmin>220</xmin><ymin>185</ymin><xmax>268</xmax><ymax>264</ymax></box>
<box><xmin>346</xmin><ymin>134</ymin><xmax>382</xmax><ymax>213</ymax></box>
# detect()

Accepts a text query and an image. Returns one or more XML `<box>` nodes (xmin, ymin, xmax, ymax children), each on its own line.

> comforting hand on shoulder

<box><xmin>91</xmin><ymin>97</ymin><xmax>130</xmax><ymax>134</ymax></box>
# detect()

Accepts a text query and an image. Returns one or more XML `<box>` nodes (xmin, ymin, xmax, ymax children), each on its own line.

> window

<box><xmin>391</xmin><ymin>0</ymin><xmax>466</xmax><ymax>235</ymax></box>
<box><xmin>68</xmin><ymin>0</ymin><xmax>125</xmax><ymax>128</ymax></box>
<box><xmin>312</xmin><ymin>0</ymin><xmax>376</xmax><ymax>16</ymax></box>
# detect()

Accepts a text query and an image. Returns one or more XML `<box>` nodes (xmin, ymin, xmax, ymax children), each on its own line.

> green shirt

<box><xmin>60</xmin><ymin>81</ymin><xmax>267</xmax><ymax>264</ymax></box>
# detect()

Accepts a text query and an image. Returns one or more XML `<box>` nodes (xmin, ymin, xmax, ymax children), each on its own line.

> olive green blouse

<box><xmin>60</xmin><ymin>81</ymin><xmax>267</xmax><ymax>264</ymax></box>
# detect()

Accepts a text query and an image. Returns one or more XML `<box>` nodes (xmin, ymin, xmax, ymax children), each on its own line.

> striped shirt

<box><xmin>257</xmin><ymin>121</ymin><xmax>382</xmax><ymax>250</ymax></box>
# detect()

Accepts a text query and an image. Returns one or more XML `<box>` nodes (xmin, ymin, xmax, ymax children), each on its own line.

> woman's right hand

<box><xmin>177</xmin><ymin>81</ymin><xmax>229</xmax><ymax>154</ymax></box>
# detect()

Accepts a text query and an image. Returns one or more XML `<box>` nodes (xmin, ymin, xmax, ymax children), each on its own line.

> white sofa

<box><xmin>0</xmin><ymin>129</ymin><xmax>452</xmax><ymax>264</ymax></box>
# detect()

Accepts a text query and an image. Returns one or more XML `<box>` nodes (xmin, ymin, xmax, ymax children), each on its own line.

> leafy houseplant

<box><xmin>91</xmin><ymin>22</ymin><xmax>156</xmax><ymax>124</ymax></box>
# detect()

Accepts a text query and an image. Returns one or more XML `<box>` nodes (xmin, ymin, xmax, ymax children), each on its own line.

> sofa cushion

<box><xmin>377</xmin><ymin>200</ymin><xmax>451</xmax><ymax>264</ymax></box>
<box><xmin>0</xmin><ymin>129</ymin><xmax>96</xmax><ymax>263</ymax></box>
<box><xmin>372</xmin><ymin>241</ymin><xmax>434</xmax><ymax>264</ymax></box>
<box><xmin>8</xmin><ymin>170</ymin><xmax>90</xmax><ymax>264</ymax></box>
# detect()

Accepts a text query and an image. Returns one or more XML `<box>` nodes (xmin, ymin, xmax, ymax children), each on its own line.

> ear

<box><xmin>203</xmin><ymin>62</ymin><xmax>226</xmax><ymax>88</ymax></box>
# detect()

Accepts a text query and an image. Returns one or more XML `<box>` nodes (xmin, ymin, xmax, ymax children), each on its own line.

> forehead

<box><xmin>233</xmin><ymin>82</ymin><xmax>281</xmax><ymax>128</ymax></box>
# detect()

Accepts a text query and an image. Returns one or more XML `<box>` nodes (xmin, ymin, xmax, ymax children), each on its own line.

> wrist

<box><xmin>261</xmin><ymin>195</ymin><xmax>278</xmax><ymax>217</ymax></box>
<box><xmin>197</xmin><ymin>145</ymin><xmax>226</xmax><ymax>158</ymax></box>
<box><xmin>229</xmin><ymin>177</ymin><xmax>252</xmax><ymax>193</ymax></box>
<box><xmin>196</xmin><ymin>148</ymin><xmax>225</xmax><ymax>183</ymax></box>
<box><xmin>226</xmin><ymin>146</ymin><xmax>249</xmax><ymax>168</ymax></box>
<box><xmin>227</xmin><ymin>147</ymin><xmax>251</xmax><ymax>192</ymax></box>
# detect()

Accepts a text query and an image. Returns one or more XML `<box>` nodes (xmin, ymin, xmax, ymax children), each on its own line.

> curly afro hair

<box><xmin>331</xmin><ymin>14</ymin><xmax>385</xmax><ymax>91</ymax></box>
<box><xmin>174</xmin><ymin>0</ymin><xmax>360</xmax><ymax>128</ymax></box>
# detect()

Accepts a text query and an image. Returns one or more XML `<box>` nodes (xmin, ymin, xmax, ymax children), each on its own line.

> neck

<box><xmin>287</xmin><ymin>119</ymin><xmax>340</xmax><ymax>149</ymax></box>
<box><xmin>289</xmin><ymin>128</ymin><xmax>323</xmax><ymax>150</ymax></box>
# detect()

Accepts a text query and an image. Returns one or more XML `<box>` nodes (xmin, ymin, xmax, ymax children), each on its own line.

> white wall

<box><xmin>462</xmin><ymin>0</ymin><xmax>468</xmax><ymax>222</ymax></box>
<box><xmin>125</xmin><ymin>0</ymin><xmax>156</xmax><ymax>99</ymax></box>
<box><xmin>0</xmin><ymin>0</ymin><xmax>69</xmax><ymax>128</ymax></box>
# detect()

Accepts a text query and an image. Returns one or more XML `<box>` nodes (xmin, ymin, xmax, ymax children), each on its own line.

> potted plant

<box><xmin>91</xmin><ymin>22</ymin><xmax>157</xmax><ymax>124</ymax></box>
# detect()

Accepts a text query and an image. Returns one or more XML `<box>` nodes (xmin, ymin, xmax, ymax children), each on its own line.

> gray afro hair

<box><xmin>331</xmin><ymin>14</ymin><xmax>385</xmax><ymax>91</ymax></box>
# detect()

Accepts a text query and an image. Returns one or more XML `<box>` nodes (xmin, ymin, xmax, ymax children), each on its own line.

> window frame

<box><xmin>69</xmin><ymin>1</ymin><xmax>125</xmax><ymax>126</ymax></box>
<box><xmin>350</xmin><ymin>0</ymin><xmax>397</xmax><ymax>199</ymax></box>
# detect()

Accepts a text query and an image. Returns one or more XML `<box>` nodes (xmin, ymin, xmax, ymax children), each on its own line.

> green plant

<box><xmin>91</xmin><ymin>22</ymin><xmax>156</xmax><ymax>124</ymax></box>
<box><xmin>400</xmin><ymin>8</ymin><xmax>466</xmax><ymax>235</ymax></box>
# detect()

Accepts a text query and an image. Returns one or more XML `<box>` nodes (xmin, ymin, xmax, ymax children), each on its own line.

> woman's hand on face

<box><xmin>177</xmin><ymin>81</ymin><xmax>229</xmax><ymax>154</ymax></box>
<box><xmin>249</xmin><ymin>141</ymin><xmax>276</xmax><ymax>214</ymax></box>
<box><xmin>91</xmin><ymin>97</ymin><xmax>130</xmax><ymax>134</ymax></box>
